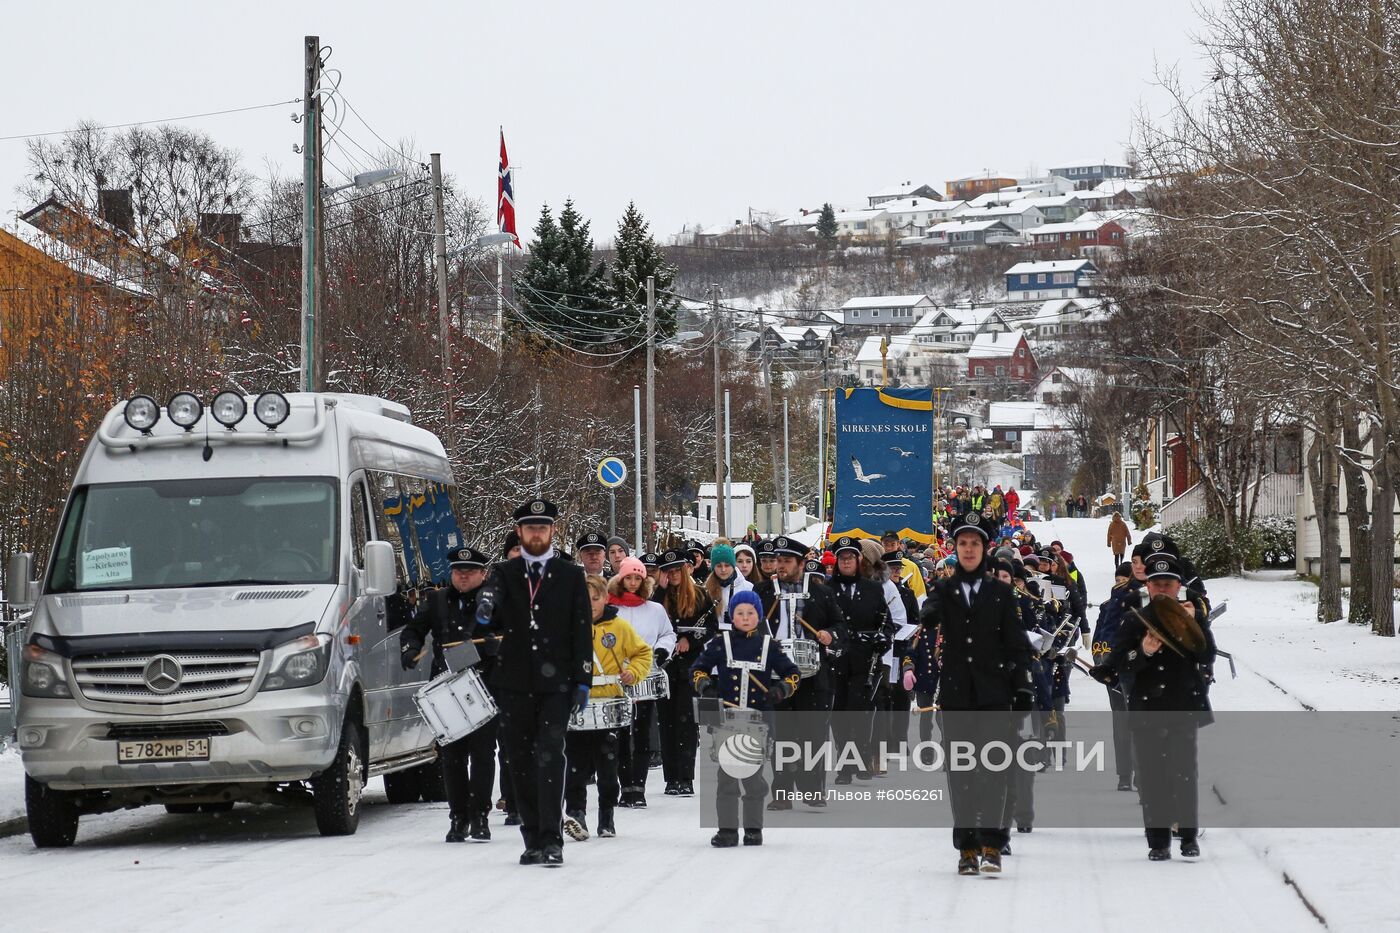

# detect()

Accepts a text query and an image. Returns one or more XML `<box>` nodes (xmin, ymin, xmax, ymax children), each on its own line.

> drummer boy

<box><xmin>563</xmin><ymin>574</ymin><xmax>653</xmax><ymax>842</ymax></box>
<box><xmin>690</xmin><ymin>590</ymin><xmax>801</xmax><ymax>848</ymax></box>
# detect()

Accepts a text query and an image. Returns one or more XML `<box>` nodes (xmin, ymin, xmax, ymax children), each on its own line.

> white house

<box><xmin>1015</xmin><ymin>297</ymin><xmax>1108</xmax><ymax>346</ymax></box>
<box><xmin>1004</xmin><ymin>259</ymin><xmax>1098</xmax><ymax>301</ymax></box>
<box><xmin>840</xmin><ymin>293</ymin><xmax>935</xmax><ymax>328</ymax></box>
<box><xmin>832</xmin><ymin>207</ymin><xmax>888</xmax><ymax>239</ymax></box>
<box><xmin>923</xmin><ymin>218</ymin><xmax>1023</xmax><ymax>250</ymax></box>
<box><xmin>698</xmin><ymin>482</ymin><xmax>755</xmax><ymax>531</ymax></box>
<box><xmin>951</xmin><ymin>201</ymin><xmax>1047</xmax><ymax>231</ymax></box>
<box><xmin>875</xmin><ymin>197</ymin><xmax>959</xmax><ymax>238</ymax></box>
<box><xmin>867</xmin><ymin>182</ymin><xmax>941</xmax><ymax>207</ymax></box>
<box><xmin>970</xmin><ymin>458</ymin><xmax>1025</xmax><ymax>490</ymax></box>
<box><xmin>853</xmin><ymin>333</ymin><xmax>921</xmax><ymax>385</ymax></box>
<box><xmin>1032</xmin><ymin>365</ymin><xmax>1097</xmax><ymax>405</ymax></box>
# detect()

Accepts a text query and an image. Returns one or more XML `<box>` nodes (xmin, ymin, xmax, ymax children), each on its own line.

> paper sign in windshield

<box><xmin>82</xmin><ymin>547</ymin><xmax>133</xmax><ymax>585</ymax></box>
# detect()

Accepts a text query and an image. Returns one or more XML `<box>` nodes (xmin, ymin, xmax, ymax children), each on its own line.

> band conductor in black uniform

<box><xmin>474</xmin><ymin>499</ymin><xmax>593</xmax><ymax>867</ymax></box>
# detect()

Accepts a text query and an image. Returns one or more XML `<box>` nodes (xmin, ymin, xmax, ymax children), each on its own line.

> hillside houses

<box><xmin>840</xmin><ymin>294</ymin><xmax>935</xmax><ymax>329</ymax></box>
<box><xmin>1004</xmin><ymin>259</ymin><xmax>1098</xmax><ymax>301</ymax></box>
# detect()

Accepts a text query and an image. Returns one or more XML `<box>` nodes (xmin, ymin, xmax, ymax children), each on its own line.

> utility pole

<box><xmin>782</xmin><ymin>396</ymin><xmax>791</xmax><ymax>526</ymax></box>
<box><xmin>431</xmin><ymin>153</ymin><xmax>452</xmax><ymax>447</ymax></box>
<box><xmin>645</xmin><ymin>276</ymin><xmax>657</xmax><ymax>548</ymax></box>
<box><xmin>712</xmin><ymin>283</ymin><xmax>726</xmax><ymax>537</ymax></box>
<box><xmin>724</xmin><ymin>389</ymin><xmax>733</xmax><ymax>535</ymax></box>
<box><xmin>633</xmin><ymin>386</ymin><xmax>644</xmax><ymax>550</ymax></box>
<box><xmin>300</xmin><ymin>35</ymin><xmax>322</xmax><ymax>392</ymax></box>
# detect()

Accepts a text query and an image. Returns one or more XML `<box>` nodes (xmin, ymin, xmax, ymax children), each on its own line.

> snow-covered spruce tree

<box><xmin>512</xmin><ymin>200</ymin><xmax>611</xmax><ymax>350</ymax></box>
<box><xmin>607</xmin><ymin>202</ymin><xmax>680</xmax><ymax>346</ymax></box>
<box><xmin>816</xmin><ymin>203</ymin><xmax>838</xmax><ymax>248</ymax></box>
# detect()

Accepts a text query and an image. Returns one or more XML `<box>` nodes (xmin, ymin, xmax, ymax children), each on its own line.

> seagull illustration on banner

<box><xmin>851</xmin><ymin>456</ymin><xmax>886</xmax><ymax>484</ymax></box>
<box><xmin>891</xmin><ymin>447</ymin><xmax>916</xmax><ymax>458</ymax></box>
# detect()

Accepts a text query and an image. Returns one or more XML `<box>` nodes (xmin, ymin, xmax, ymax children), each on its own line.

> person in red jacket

<box><xmin>1005</xmin><ymin>487</ymin><xmax>1021</xmax><ymax>521</ymax></box>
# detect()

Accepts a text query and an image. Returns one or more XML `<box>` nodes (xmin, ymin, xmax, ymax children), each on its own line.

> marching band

<box><xmin>403</xmin><ymin>493</ymin><xmax>1216</xmax><ymax>872</ymax></box>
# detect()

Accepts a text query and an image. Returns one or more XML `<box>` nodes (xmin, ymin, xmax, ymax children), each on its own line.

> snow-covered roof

<box><xmin>967</xmin><ymin>331</ymin><xmax>1024</xmax><ymax>358</ymax></box>
<box><xmin>958</xmin><ymin>202</ymin><xmax>1043</xmax><ymax>219</ymax></box>
<box><xmin>1005</xmin><ymin>259</ymin><xmax>1096</xmax><ymax>276</ymax></box>
<box><xmin>3</xmin><ymin>218</ymin><xmax>153</xmax><ymax>297</ymax></box>
<box><xmin>834</xmin><ymin>208</ymin><xmax>886</xmax><ymax>222</ymax></box>
<box><xmin>1025</xmin><ymin>217</ymin><xmax>1122</xmax><ymax>236</ymax></box>
<box><xmin>1094</xmin><ymin>178</ymin><xmax>1154</xmax><ymax>195</ymax></box>
<box><xmin>871</xmin><ymin>183</ymin><xmax>937</xmax><ymax>199</ymax></box>
<box><xmin>855</xmin><ymin>333</ymin><xmax>920</xmax><ymax>363</ymax></box>
<box><xmin>1019</xmin><ymin>297</ymin><xmax>1104</xmax><ymax>326</ymax></box>
<box><xmin>928</xmin><ymin>219</ymin><xmax>1014</xmax><ymax>234</ymax></box>
<box><xmin>879</xmin><ymin>197</ymin><xmax>950</xmax><ymax>216</ymax></box>
<box><xmin>842</xmin><ymin>294</ymin><xmax>932</xmax><ymax>310</ymax></box>
<box><xmin>988</xmin><ymin>401</ymin><xmax>1049</xmax><ymax>427</ymax></box>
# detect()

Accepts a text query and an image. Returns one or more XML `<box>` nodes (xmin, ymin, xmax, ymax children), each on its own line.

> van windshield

<box><xmin>48</xmin><ymin>477</ymin><xmax>339</xmax><ymax>592</ymax></box>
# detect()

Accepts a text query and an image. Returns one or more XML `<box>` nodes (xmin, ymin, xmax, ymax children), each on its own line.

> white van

<box><xmin>6</xmin><ymin>391</ymin><xmax>462</xmax><ymax>846</ymax></box>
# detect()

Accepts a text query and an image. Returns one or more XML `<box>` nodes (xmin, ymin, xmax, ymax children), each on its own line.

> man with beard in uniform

<box><xmin>827</xmin><ymin>536</ymin><xmax>893</xmax><ymax>785</ymax></box>
<box><xmin>761</xmin><ymin>536</ymin><xmax>847</xmax><ymax>809</ymax></box>
<box><xmin>920</xmin><ymin>511</ymin><xmax>1035</xmax><ymax>875</ymax></box>
<box><xmin>400</xmin><ymin>546</ymin><xmax>499</xmax><ymax>843</ymax></box>
<box><xmin>474</xmin><ymin>499</ymin><xmax>592</xmax><ymax>867</ymax></box>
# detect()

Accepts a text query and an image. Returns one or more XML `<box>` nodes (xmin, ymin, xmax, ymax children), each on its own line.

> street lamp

<box><xmin>477</xmin><ymin>231</ymin><xmax>517</xmax><ymax>248</ymax></box>
<box><xmin>323</xmin><ymin>167</ymin><xmax>406</xmax><ymax>196</ymax></box>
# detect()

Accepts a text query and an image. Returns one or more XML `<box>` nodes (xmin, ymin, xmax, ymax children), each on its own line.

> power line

<box><xmin>0</xmin><ymin>99</ymin><xmax>301</xmax><ymax>142</ymax></box>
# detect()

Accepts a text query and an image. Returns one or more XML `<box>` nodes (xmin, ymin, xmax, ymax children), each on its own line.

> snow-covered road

<box><xmin>3</xmin><ymin>518</ymin><xmax>1395</xmax><ymax>933</ymax></box>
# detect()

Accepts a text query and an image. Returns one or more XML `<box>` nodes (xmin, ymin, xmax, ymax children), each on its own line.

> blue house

<box><xmin>1004</xmin><ymin>259</ymin><xmax>1098</xmax><ymax>302</ymax></box>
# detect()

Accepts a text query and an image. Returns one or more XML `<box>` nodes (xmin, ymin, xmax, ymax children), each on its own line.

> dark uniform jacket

<box><xmin>690</xmin><ymin>628</ymin><xmax>802</xmax><ymax>711</ymax></box>
<box><xmin>757</xmin><ymin>576</ymin><xmax>848</xmax><ymax>693</ymax></box>
<box><xmin>1091</xmin><ymin>579</ymin><xmax>1145</xmax><ymax>665</ymax></box>
<box><xmin>827</xmin><ymin>573</ymin><xmax>893</xmax><ymax>679</ymax></box>
<box><xmin>664</xmin><ymin>586</ymin><xmax>716</xmax><ymax>672</ymax></box>
<box><xmin>479</xmin><ymin>555</ymin><xmax>592</xmax><ymax>695</ymax></box>
<box><xmin>1105</xmin><ymin>595</ymin><xmax>1216</xmax><ymax>725</ymax></box>
<box><xmin>918</xmin><ymin>574</ymin><xmax>1033</xmax><ymax>711</ymax></box>
<box><xmin>400</xmin><ymin>585</ymin><xmax>492</xmax><ymax>679</ymax></box>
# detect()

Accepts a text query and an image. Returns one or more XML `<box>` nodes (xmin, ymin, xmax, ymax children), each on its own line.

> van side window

<box><xmin>367</xmin><ymin>471</ymin><xmax>424</xmax><ymax>588</ymax></box>
<box><xmin>349</xmin><ymin>480</ymin><xmax>371</xmax><ymax>570</ymax></box>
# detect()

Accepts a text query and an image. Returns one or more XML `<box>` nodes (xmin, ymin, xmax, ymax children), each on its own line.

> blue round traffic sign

<box><xmin>597</xmin><ymin>457</ymin><xmax>627</xmax><ymax>488</ymax></box>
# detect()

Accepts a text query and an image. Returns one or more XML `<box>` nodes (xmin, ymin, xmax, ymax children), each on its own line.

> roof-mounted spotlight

<box><xmin>123</xmin><ymin>395</ymin><xmax>160</xmax><ymax>434</ymax></box>
<box><xmin>210</xmin><ymin>391</ymin><xmax>247</xmax><ymax>428</ymax></box>
<box><xmin>253</xmin><ymin>391</ymin><xmax>290</xmax><ymax>429</ymax></box>
<box><xmin>166</xmin><ymin>392</ymin><xmax>203</xmax><ymax>431</ymax></box>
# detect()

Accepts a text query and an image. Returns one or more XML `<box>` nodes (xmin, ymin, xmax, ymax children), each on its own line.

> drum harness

<box><xmin>721</xmin><ymin>630</ymin><xmax>772</xmax><ymax>710</ymax></box>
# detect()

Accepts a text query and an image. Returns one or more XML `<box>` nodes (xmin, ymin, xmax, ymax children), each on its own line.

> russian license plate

<box><xmin>116</xmin><ymin>737</ymin><xmax>210</xmax><ymax>763</ymax></box>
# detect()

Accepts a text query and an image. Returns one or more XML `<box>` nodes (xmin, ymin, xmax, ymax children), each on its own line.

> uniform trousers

<box><xmin>659</xmin><ymin>665</ymin><xmax>699</xmax><ymax>783</ymax></box>
<box><xmin>498</xmin><ymin>690</ymin><xmax>572</xmax><ymax>850</ymax></box>
<box><xmin>564</xmin><ymin>727</ymin><xmax>620</xmax><ymax>814</ymax></box>
<box><xmin>1134</xmin><ymin>722</ymin><xmax>1198</xmax><ymax>848</ymax></box>
<box><xmin>439</xmin><ymin>716</ymin><xmax>499</xmax><ymax>820</ymax></box>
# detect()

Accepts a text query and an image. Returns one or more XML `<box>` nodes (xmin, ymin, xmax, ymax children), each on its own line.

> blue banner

<box><xmin>831</xmin><ymin>387</ymin><xmax>934</xmax><ymax>543</ymax></box>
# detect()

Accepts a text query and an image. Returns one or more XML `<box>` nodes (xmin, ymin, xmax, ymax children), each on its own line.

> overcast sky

<box><xmin>2</xmin><ymin>0</ymin><xmax>1210</xmax><ymax>243</ymax></box>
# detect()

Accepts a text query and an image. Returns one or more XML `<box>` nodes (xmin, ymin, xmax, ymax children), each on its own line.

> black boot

<box><xmin>469</xmin><ymin>814</ymin><xmax>490</xmax><ymax>841</ymax></box>
<box><xmin>445</xmin><ymin>817</ymin><xmax>467</xmax><ymax>843</ymax></box>
<box><xmin>541</xmin><ymin>843</ymin><xmax>564</xmax><ymax>866</ymax></box>
<box><xmin>711</xmin><ymin>829</ymin><xmax>739</xmax><ymax>848</ymax></box>
<box><xmin>1148</xmin><ymin>847</ymin><xmax>1172</xmax><ymax>861</ymax></box>
<box><xmin>743</xmin><ymin>828</ymin><xmax>763</xmax><ymax>846</ymax></box>
<box><xmin>663</xmin><ymin>782</ymin><xmax>680</xmax><ymax>796</ymax></box>
<box><xmin>1180</xmin><ymin>839</ymin><xmax>1200</xmax><ymax>858</ymax></box>
<box><xmin>597</xmin><ymin>809</ymin><xmax>616</xmax><ymax>838</ymax></box>
<box><xmin>676</xmin><ymin>781</ymin><xmax>695</xmax><ymax>797</ymax></box>
<box><xmin>504</xmin><ymin>811</ymin><xmax>521</xmax><ymax>826</ymax></box>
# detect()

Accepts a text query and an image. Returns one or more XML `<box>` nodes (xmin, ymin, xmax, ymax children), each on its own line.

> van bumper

<box><xmin>17</xmin><ymin>687</ymin><xmax>343</xmax><ymax>791</ymax></box>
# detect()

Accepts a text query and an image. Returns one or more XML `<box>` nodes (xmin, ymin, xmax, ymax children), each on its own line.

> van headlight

<box><xmin>21</xmin><ymin>644</ymin><xmax>72</xmax><ymax>699</ymax></box>
<box><xmin>261</xmin><ymin>633</ymin><xmax>332</xmax><ymax>691</ymax></box>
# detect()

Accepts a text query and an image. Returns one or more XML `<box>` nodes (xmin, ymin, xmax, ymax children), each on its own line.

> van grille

<box><xmin>106</xmin><ymin>721</ymin><xmax>231</xmax><ymax>740</ymax></box>
<box><xmin>71</xmin><ymin>651</ymin><xmax>262</xmax><ymax>705</ymax></box>
<box><xmin>234</xmin><ymin>589</ymin><xmax>311</xmax><ymax>601</ymax></box>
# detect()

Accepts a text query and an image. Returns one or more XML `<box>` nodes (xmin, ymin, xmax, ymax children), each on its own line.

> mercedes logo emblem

<box><xmin>142</xmin><ymin>655</ymin><xmax>184</xmax><ymax>694</ymax></box>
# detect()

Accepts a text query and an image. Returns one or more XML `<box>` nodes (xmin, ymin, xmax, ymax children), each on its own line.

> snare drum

<box><xmin>707</xmin><ymin>708</ymin><xmax>771</xmax><ymax>763</ymax></box>
<box><xmin>414</xmin><ymin>667</ymin><xmax>498</xmax><ymax>744</ymax></box>
<box><xmin>780</xmin><ymin>637</ymin><xmax>822</xmax><ymax>679</ymax></box>
<box><xmin>568</xmin><ymin>696</ymin><xmax>635</xmax><ymax>731</ymax></box>
<box><xmin>624</xmin><ymin>667</ymin><xmax>671</xmax><ymax>702</ymax></box>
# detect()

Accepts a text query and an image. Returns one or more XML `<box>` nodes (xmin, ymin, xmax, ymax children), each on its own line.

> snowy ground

<box><xmin>2</xmin><ymin>517</ymin><xmax>1396</xmax><ymax>932</ymax></box>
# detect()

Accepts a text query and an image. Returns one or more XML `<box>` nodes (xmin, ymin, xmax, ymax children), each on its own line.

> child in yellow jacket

<box><xmin>564</xmin><ymin>574</ymin><xmax>653</xmax><ymax>841</ymax></box>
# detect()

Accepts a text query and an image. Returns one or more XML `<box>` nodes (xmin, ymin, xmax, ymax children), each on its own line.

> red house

<box><xmin>1026</xmin><ymin>217</ymin><xmax>1127</xmax><ymax>251</ymax></box>
<box><xmin>967</xmin><ymin>331</ymin><xmax>1037</xmax><ymax>383</ymax></box>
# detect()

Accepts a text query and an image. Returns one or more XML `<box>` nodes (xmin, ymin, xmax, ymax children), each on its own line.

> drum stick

<box><xmin>470</xmin><ymin>635</ymin><xmax>505</xmax><ymax>645</ymax></box>
<box><xmin>723</xmin><ymin>699</ymin><xmax>742</xmax><ymax>708</ymax></box>
<box><xmin>799</xmin><ymin>618</ymin><xmax>827</xmax><ymax>642</ymax></box>
<box><xmin>747</xmin><ymin>672</ymin><xmax>770</xmax><ymax>693</ymax></box>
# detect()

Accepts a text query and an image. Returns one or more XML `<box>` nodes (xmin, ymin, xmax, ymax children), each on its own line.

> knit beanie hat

<box><xmin>710</xmin><ymin>543</ymin><xmax>736</xmax><ymax>568</ymax></box>
<box><xmin>728</xmin><ymin>589</ymin><xmax>763</xmax><ymax>620</ymax></box>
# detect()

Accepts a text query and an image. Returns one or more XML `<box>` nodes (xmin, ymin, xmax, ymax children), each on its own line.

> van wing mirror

<box><xmin>363</xmin><ymin>541</ymin><xmax>397</xmax><ymax>597</ymax></box>
<box><xmin>5</xmin><ymin>552</ymin><xmax>35</xmax><ymax>610</ymax></box>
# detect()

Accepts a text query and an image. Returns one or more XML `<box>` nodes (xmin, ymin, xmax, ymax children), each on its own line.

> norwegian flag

<box><xmin>497</xmin><ymin>128</ymin><xmax>519</xmax><ymax>248</ymax></box>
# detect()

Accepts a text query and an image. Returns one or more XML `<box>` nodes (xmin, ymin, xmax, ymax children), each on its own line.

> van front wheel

<box><xmin>26</xmin><ymin>776</ymin><xmax>79</xmax><ymax>848</ymax></box>
<box><xmin>312</xmin><ymin>717</ymin><xmax>364</xmax><ymax>836</ymax></box>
